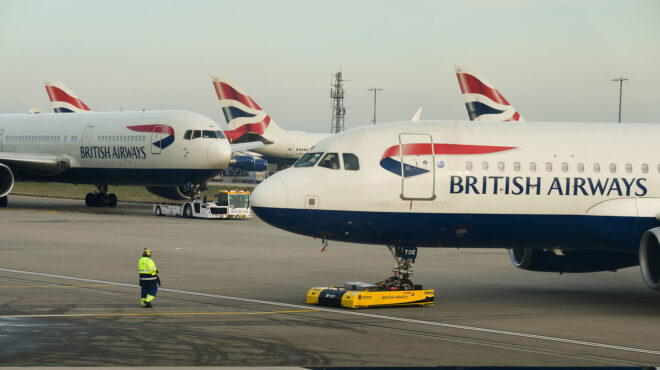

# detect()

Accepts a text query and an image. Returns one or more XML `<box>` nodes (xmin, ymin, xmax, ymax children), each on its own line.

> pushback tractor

<box><xmin>153</xmin><ymin>190</ymin><xmax>252</xmax><ymax>219</ymax></box>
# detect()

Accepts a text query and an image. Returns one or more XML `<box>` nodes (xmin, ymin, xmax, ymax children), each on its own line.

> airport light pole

<box><xmin>368</xmin><ymin>87</ymin><xmax>383</xmax><ymax>124</ymax></box>
<box><xmin>611</xmin><ymin>77</ymin><xmax>627</xmax><ymax>123</ymax></box>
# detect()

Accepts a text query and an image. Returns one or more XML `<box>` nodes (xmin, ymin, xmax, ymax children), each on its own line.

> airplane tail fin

<box><xmin>211</xmin><ymin>76</ymin><xmax>283</xmax><ymax>140</ymax></box>
<box><xmin>454</xmin><ymin>66</ymin><xmax>524</xmax><ymax>122</ymax></box>
<box><xmin>44</xmin><ymin>80</ymin><xmax>92</xmax><ymax>113</ymax></box>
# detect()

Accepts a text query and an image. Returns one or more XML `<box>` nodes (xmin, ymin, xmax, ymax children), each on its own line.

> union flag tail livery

<box><xmin>44</xmin><ymin>81</ymin><xmax>92</xmax><ymax>113</ymax></box>
<box><xmin>454</xmin><ymin>66</ymin><xmax>524</xmax><ymax>122</ymax></box>
<box><xmin>211</xmin><ymin>76</ymin><xmax>283</xmax><ymax>142</ymax></box>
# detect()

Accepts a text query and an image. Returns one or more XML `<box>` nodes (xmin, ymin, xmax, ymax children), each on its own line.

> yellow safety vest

<box><xmin>138</xmin><ymin>257</ymin><xmax>158</xmax><ymax>281</ymax></box>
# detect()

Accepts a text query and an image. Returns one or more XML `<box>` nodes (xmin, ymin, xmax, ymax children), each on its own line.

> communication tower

<box><xmin>330</xmin><ymin>70</ymin><xmax>347</xmax><ymax>134</ymax></box>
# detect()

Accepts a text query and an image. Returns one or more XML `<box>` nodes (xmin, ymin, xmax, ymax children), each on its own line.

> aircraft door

<box><xmin>287</xmin><ymin>143</ymin><xmax>294</xmax><ymax>157</ymax></box>
<box><xmin>151</xmin><ymin>126</ymin><xmax>165</xmax><ymax>154</ymax></box>
<box><xmin>399</xmin><ymin>133</ymin><xmax>436</xmax><ymax>200</ymax></box>
<box><xmin>82</xmin><ymin>126</ymin><xmax>94</xmax><ymax>146</ymax></box>
<box><xmin>0</xmin><ymin>129</ymin><xmax>4</xmax><ymax>151</ymax></box>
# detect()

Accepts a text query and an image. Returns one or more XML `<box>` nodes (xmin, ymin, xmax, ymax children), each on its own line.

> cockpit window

<box><xmin>343</xmin><ymin>153</ymin><xmax>360</xmax><ymax>170</ymax></box>
<box><xmin>294</xmin><ymin>152</ymin><xmax>323</xmax><ymax>167</ymax></box>
<box><xmin>318</xmin><ymin>153</ymin><xmax>340</xmax><ymax>170</ymax></box>
<box><xmin>215</xmin><ymin>130</ymin><xmax>226</xmax><ymax>139</ymax></box>
<box><xmin>192</xmin><ymin>130</ymin><xmax>201</xmax><ymax>139</ymax></box>
<box><xmin>184</xmin><ymin>130</ymin><xmax>192</xmax><ymax>140</ymax></box>
<box><xmin>202</xmin><ymin>130</ymin><xmax>217</xmax><ymax>139</ymax></box>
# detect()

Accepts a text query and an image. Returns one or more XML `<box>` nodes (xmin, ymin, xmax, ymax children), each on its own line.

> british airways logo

<box><xmin>127</xmin><ymin>124</ymin><xmax>175</xmax><ymax>149</ymax></box>
<box><xmin>380</xmin><ymin>143</ymin><xmax>517</xmax><ymax>177</ymax></box>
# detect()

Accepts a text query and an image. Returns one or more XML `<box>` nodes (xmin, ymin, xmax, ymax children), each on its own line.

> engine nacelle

<box><xmin>230</xmin><ymin>156</ymin><xmax>268</xmax><ymax>171</ymax></box>
<box><xmin>640</xmin><ymin>228</ymin><xmax>660</xmax><ymax>291</ymax></box>
<box><xmin>509</xmin><ymin>248</ymin><xmax>638</xmax><ymax>273</ymax></box>
<box><xmin>146</xmin><ymin>185</ymin><xmax>195</xmax><ymax>200</ymax></box>
<box><xmin>0</xmin><ymin>163</ymin><xmax>15</xmax><ymax>197</ymax></box>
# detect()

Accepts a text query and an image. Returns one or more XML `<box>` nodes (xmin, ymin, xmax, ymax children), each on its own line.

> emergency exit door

<box><xmin>151</xmin><ymin>126</ymin><xmax>165</xmax><ymax>154</ymax></box>
<box><xmin>0</xmin><ymin>129</ymin><xmax>4</xmax><ymax>151</ymax></box>
<box><xmin>399</xmin><ymin>133</ymin><xmax>436</xmax><ymax>200</ymax></box>
<box><xmin>82</xmin><ymin>126</ymin><xmax>94</xmax><ymax>146</ymax></box>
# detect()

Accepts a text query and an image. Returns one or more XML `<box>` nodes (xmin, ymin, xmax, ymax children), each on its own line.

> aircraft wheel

<box><xmin>85</xmin><ymin>193</ymin><xmax>95</xmax><ymax>207</ymax></box>
<box><xmin>184</xmin><ymin>204</ymin><xmax>193</xmax><ymax>218</ymax></box>
<box><xmin>0</xmin><ymin>196</ymin><xmax>7</xmax><ymax>207</ymax></box>
<box><xmin>155</xmin><ymin>206</ymin><xmax>162</xmax><ymax>216</ymax></box>
<box><xmin>396</xmin><ymin>278</ymin><xmax>414</xmax><ymax>291</ymax></box>
<box><xmin>108</xmin><ymin>193</ymin><xmax>118</xmax><ymax>208</ymax></box>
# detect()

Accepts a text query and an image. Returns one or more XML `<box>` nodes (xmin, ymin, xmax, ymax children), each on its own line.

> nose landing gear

<box><xmin>85</xmin><ymin>185</ymin><xmax>118</xmax><ymax>207</ymax></box>
<box><xmin>376</xmin><ymin>245</ymin><xmax>418</xmax><ymax>290</ymax></box>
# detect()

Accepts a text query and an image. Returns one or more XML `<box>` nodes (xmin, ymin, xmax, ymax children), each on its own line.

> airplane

<box><xmin>44</xmin><ymin>80</ymin><xmax>267</xmax><ymax>173</ymax></box>
<box><xmin>454</xmin><ymin>65</ymin><xmax>524</xmax><ymax>122</ymax></box>
<box><xmin>250</xmin><ymin>120</ymin><xmax>660</xmax><ymax>292</ymax></box>
<box><xmin>0</xmin><ymin>110</ymin><xmax>235</xmax><ymax>208</ymax></box>
<box><xmin>212</xmin><ymin>76</ymin><xmax>329</xmax><ymax>168</ymax></box>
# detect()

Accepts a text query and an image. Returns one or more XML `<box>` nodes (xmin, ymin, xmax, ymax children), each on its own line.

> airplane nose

<box><xmin>207</xmin><ymin>141</ymin><xmax>231</xmax><ymax>169</ymax></box>
<box><xmin>251</xmin><ymin>176</ymin><xmax>287</xmax><ymax>210</ymax></box>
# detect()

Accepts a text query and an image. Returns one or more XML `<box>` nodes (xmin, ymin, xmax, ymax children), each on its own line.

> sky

<box><xmin>0</xmin><ymin>0</ymin><xmax>658</xmax><ymax>132</ymax></box>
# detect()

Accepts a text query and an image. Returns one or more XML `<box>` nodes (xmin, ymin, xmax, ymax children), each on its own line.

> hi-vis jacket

<box><xmin>138</xmin><ymin>257</ymin><xmax>158</xmax><ymax>284</ymax></box>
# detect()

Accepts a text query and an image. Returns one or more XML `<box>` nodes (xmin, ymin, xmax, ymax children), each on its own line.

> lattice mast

<box><xmin>330</xmin><ymin>70</ymin><xmax>347</xmax><ymax>134</ymax></box>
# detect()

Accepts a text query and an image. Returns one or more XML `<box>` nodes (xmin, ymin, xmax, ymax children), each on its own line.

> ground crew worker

<box><xmin>138</xmin><ymin>248</ymin><xmax>160</xmax><ymax>307</ymax></box>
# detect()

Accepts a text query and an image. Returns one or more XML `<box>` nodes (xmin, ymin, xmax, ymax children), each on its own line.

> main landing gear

<box><xmin>85</xmin><ymin>185</ymin><xmax>117</xmax><ymax>208</ymax></box>
<box><xmin>376</xmin><ymin>245</ymin><xmax>419</xmax><ymax>291</ymax></box>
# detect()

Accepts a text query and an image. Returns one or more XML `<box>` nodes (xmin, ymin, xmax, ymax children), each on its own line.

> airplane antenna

<box><xmin>330</xmin><ymin>69</ymin><xmax>348</xmax><ymax>134</ymax></box>
<box><xmin>611</xmin><ymin>77</ymin><xmax>627</xmax><ymax>123</ymax></box>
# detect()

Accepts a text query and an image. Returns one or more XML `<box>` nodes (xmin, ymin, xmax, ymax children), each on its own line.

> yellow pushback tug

<box><xmin>307</xmin><ymin>282</ymin><xmax>434</xmax><ymax>309</ymax></box>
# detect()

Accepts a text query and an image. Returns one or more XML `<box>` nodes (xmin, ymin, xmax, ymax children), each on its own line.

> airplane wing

<box><xmin>0</xmin><ymin>152</ymin><xmax>70</xmax><ymax>175</ymax></box>
<box><xmin>230</xmin><ymin>141</ymin><xmax>265</xmax><ymax>153</ymax></box>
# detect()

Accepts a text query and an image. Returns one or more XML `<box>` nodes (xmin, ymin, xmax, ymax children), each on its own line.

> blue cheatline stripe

<box><xmin>152</xmin><ymin>135</ymin><xmax>175</xmax><ymax>149</ymax></box>
<box><xmin>54</xmin><ymin>107</ymin><xmax>75</xmax><ymax>113</ymax></box>
<box><xmin>465</xmin><ymin>101</ymin><xmax>505</xmax><ymax>120</ymax></box>
<box><xmin>222</xmin><ymin>106</ymin><xmax>256</xmax><ymax>123</ymax></box>
<box><xmin>251</xmin><ymin>206</ymin><xmax>656</xmax><ymax>252</ymax></box>
<box><xmin>15</xmin><ymin>168</ymin><xmax>221</xmax><ymax>186</ymax></box>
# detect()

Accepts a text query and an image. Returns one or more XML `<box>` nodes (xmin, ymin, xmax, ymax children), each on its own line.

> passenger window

<box><xmin>609</xmin><ymin>163</ymin><xmax>616</xmax><ymax>173</ymax></box>
<box><xmin>642</xmin><ymin>163</ymin><xmax>649</xmax><ymax>174</ymax></box>
<box><xmin>529</xmin><ymin>162</ymin><xmax>536</xmax><ymax>172</ymax></box>
<box><xmin>192</xmin><ymin>130</ymin><xmax>201</xmax><ymax>139</ymax></box>
<box><xmin>513</xmin><ymin>162</ymin><xmax>520</xmax><ymax>171</ymax></box>
<box><xmin>202</xmin><ymin>130</ymin><xmax>217</xmax><ymax>139</ymax></box>
<box><xmin>593</xmin><ymin>163</ymin><xmax>601</xmax><ymax>173</ymax></box>
<box><xmin>465</xmin><ymin>161</ymin><xmax>473</xmax><ymax>171</ymax></box>
<box><xmin>318</xmin><ymin>153</ymin><xmax>340</xmax><ymax>170</ymax></box>
<box><xmin>294</xmin><ymin>152</ymin><xmax>323</xmax><ymax>168</ymax></box>
<box><xmin>577</xmin><ymin>163</ymin><xmax>584</xmax><ymax>173</ymax></box>
<box><xmin>625</xmin><ymin>163</ymin><xmax>632</xmax><ymax>173</ymax></box>
<box><xmin>545</xmin><ymin>162</ymin><xmax>552</xmax><ymax>172</ymax></box>
<box><xmin>343</xmin><ymin>153</ymin><xmax>360</xmax><ymax>171</ymax></box>
<box><xmin>497</xmin><ymin>161</ymin><xmax>505</xmax><ymax>171</ymax></box>
<box><xmin>482</xmin><ymin>161</ymin><xmax>489</xmax><ymax>171</ymax></box>
<box><xmin>561</xmin><ymin>162</ymin><xmax>568</xmax><ymax>173</ymax></box>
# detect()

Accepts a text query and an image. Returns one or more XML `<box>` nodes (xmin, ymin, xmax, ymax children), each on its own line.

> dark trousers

<box><xmin>140</xmin><ymin>282</ymin><xmax>158</xmax><ymax>299</ymax></box>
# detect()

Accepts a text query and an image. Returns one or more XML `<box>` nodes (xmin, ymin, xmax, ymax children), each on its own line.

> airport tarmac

<box><xmin>1</xmin><ymin>195</ymin><xmax>660</xmax><ymax>366</ymax></box>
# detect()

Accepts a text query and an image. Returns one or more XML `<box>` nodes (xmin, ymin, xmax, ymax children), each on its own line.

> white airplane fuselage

<box><xmin>0</xmin><ymin>110</ymin><xmax>231</xmax><ymax>187</ymax></box>
<box><xmin>252</xmin><ymin>130</ymin><xmax>329</xmax><ymax>159</ymax></box>
<box><xmin>251</xmin><ymin>120</ymin><xmax>660</xmax><ymax>253</ymax></box>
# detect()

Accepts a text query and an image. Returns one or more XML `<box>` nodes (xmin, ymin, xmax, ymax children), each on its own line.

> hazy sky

<box><xmin>0</xmin><ymin>0</ymin><xmax>658</xmax><ymax>132</ymax></box>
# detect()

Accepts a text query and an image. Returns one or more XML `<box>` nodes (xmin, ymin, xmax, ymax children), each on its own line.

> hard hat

<box><xmin>143</xmin><ymin>248</ymin><xmax>152</xmax><ymax>257</ymax></box>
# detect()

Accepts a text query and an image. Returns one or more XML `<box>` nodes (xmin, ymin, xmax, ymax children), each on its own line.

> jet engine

<box><xmin>508</xmin><ymin>248</ymin><xmax>638</xmax><ymax>273</ymax></box>
<box><xmin>640</xmin><ymin>228</ymin><xmax>660</xmax><ymax>291</ymax></box>
<box><xmin>146</xmin><ymin>185</ymin><xmax>196</xmax><ymax>200</ymax></box>
<box><xmin>230</xmin><ymin>156</ymin><xmax>268</xmax><ymax>171</ymax></box>
<box><xmin>0</xmin><ymin>163</ymin><xmax>15</xmax><ymax>197</ymax></box>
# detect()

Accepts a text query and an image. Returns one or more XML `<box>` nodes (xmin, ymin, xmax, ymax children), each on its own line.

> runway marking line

<box><xmin>1</xmin><ymin>267</ymin><xmax>659</xmax><ymax>357</ymax></box>
<box><xmin>0</xmin><ymin>309</ymin><xmax>317</xmax><ymax>319</ymax></box>
<box><xmin>0</xmin><ymin>284</ymin><xmax>111</xmax><ymax>289</ymax></box>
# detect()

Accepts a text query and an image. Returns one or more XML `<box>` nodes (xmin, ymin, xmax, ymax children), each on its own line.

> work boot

<box><xmin>141</xmin><ymin>299</ymin><xmax>148</xmax><ymax>307</ymax></box>
<box><xmin>144</xmin><ymin>302</ymin><xmax>153</xmax><ymax>308</ymax></box>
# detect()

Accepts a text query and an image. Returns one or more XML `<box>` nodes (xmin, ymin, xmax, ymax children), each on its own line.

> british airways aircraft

<box><xmin>454</xmin><ymin>65</ymin><xmax>524</xmax><ymax>122</ymax></box>
<box><xmin>212</xmin><ymin>76</ymin><xmax>328</xmax><ymax>167</ymax></box>
<box><xmin>250</xmin><ymin>120</ymin><xmax>660</xmax><ymax>292</ymax></box>
<box><xmin>0</xmin><ymin>110</ymin><xmax>233</xmax><ymax>207</ymax></box>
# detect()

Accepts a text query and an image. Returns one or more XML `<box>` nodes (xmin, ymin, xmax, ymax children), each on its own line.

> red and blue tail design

<box><xmin>211</xmin><ymin>76</ymin><xmax>281</xmax><ymax>142</ymax></box>
<box><xmin>44</xmin><ymin>81</ymin><xmax>92</xmax><ymax>113</ymax></box>
<box><xmin>454</xmin><ymin>66</ymin><xmax>524</xmax><ymax>122</ymax></box>
<box><xmin>380</xmin><ymin>143</ymin><xmax>517</xmax><ymax>177</ymax></box>
<box><xmin>127</xmin><ymin>125</ymin><xmax>175</xmax><ymax>149</ymax></box>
